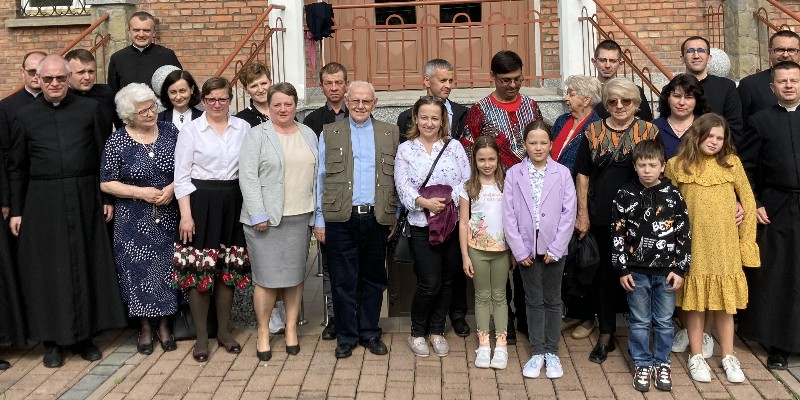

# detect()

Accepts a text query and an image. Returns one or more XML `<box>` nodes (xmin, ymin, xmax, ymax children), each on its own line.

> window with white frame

<box><xmin>19</xmin><ymin>0</ymin><xmax>90</xmax><ymax>17</ymax></box>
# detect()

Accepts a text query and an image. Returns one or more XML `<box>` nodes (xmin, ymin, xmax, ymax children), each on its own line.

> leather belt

<box><xmin>352</xmin><ymin>205</ymin><xmax>374</xmax><ymax>214</ymax></box>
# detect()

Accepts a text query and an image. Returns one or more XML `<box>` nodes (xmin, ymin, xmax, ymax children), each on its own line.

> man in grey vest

<box><xmin>314</xmin><ymin>81</ymin><xmax>400</xmax><ymax>359</ymax></box>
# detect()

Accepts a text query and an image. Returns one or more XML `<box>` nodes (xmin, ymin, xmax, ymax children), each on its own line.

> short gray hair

<box><xmin>602</xmin><ymin>77</ymin><xmax>641</xmax><ymax>109</ymax></box>
<box><xmin>345</xmin><ymin>80</ymin><xmax>375</xmax><ymax>98</ymax></box>
<box><xmin>423</xmin><ymin>59</ymin><xmax>454</xmax><ymax>78</ymax></box>
<box><xmin>565</xmin><ymin>75</ymin><xmax>603</xmax><ymax>106</ymax></box>
<box><xmin>115</xmin><ymin>83</ymin><xmax>160</xmax><ymax>125</ymax></box>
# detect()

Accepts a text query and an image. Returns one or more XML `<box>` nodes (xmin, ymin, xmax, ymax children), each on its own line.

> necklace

<box><xmin>133</xmin><ymin>126</ymin><xmax>158</xmax><ymax>158</ymax></box>
<box><xmin>667</xmin><ymin>116</ymin><xmax>693</xmax><ymax>136</ymax></box>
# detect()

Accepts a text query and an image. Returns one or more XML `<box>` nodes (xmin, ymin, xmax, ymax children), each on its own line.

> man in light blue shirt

<box><xmin>313</xmin><ymin>81</ymin><xmax>400</xmax><ymax>359</ymax></box>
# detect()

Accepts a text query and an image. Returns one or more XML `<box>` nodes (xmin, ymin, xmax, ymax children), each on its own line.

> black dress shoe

<box><xmin>137</xmin><ymin>332</ymin><xmax>154</xmax><ymax>355</ymax></box>
<box><xmin>286</xmin><ymin>344</ymin><xmax>300</xmax><ymax>355</ymax></box>
<box><xmin>767</xmin><ymin>350</ymin><xmax>788</xmax><ymax>370</ymax></box>
<box><xmin>72</xmin><ymin>340</ymin><xmax>102</xmax><ymax>361</ymax></box>
<box><xmin>156</xmin><ymin>333</ymin><xmax>177</xmax><ymax>352</ymax></box>
<box><xmin>359</xmin><ymin>337</ymin><xmax>388</xmax><ymax>355</ymax></box>
<box><xmin>43</xmin><ymin>344</ymin><xmax>64</xmax><ymax>368</ymax></box>
<box><xmin>192</xmin><ymin>346</ymin><xmax>209</xmax><ymax>362</ymax></box>
<box><xmin>256</xmin><ymin>350</ymin><xmax>272</xmax><ymax>361</ymax></box>
<box><xmin>589</xmin><ymin>339</ymin><xmax>616</xmax><ymax>364</ymax></box>
<box><xmin>0</xmin><ymin>359</ymin><xmax>10</xmax><ymax>370</ymax></box>
<box><xmin>321</xmin><ymin>321</ymin><xmax>337</xmax><ymax>341</ymax></box>
<box><xmin>335</xmin><ymin>343</ymin><xmax>355</xmax><ymax>359</ymax></box>
<box><xmin>452</xmin><ymin>319</ymin><xmax>470</xmax><ymax>337</ymax></box>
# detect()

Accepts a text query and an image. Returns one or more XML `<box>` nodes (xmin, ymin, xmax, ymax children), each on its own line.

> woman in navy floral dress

<box><xmin>100</xmin><ymin>83</ymin><xmax>179</xmax><ymax>355</ymax></box>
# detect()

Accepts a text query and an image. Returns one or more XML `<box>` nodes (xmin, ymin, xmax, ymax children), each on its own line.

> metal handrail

<box><xmin>5</xmin><ymin>12</ymin><xmax>110</xmax><ymax>97</ymax></box>
<box><xmin>578</xmin><ymin>9</ymin><xmax>662</xmax><ymax>95</ymax></box>
<box><xmin>330</xmin><ymin>0</ymin><xmax>522</xmax><ymax>9</ymax></box>
<box><xmin>765</xmin><ymin>0</ymin><xmax>800</xmax><ymax>25</ymax></box>
<box><xmin>753</xmin><ymin>7</ymin><xmax>793</xmax><ymax>72</ymax></box>
<box><xmin>592</xmin><ymin>0</ymin><xmax>673</xmax><ymax>81</ymax></box>
<box><xmin>213</xmin><ymin>4</ymin><xmax>285</xmax><ymax>78</ymax></box>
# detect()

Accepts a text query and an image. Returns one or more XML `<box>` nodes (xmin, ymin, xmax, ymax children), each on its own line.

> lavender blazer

<box><xmin>503</xmin><ymin>157</ymin><xmax>577</xmax><ymax>262</ymax></box>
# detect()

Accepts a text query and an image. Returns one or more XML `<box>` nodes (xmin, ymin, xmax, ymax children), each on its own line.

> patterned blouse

<box><xmin>395</xmin><ymin>138</ymin><xmax>471</xmax><ymax>227</ymax></box>
<box><xmin>527</xmin><ymin>158</ymin><xmax>547</xmax><ymax>230</ymax></box>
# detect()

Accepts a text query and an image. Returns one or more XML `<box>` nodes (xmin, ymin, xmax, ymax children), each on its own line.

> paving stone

<box><xmin>58</xmin><ymin>389</ymin><xmax>93</xmax><ymax>400</ymax></box>
<box><xmin>98</xmin><ymin>352</ymin><xmax>133</xmax><ymax>367</ymax></box>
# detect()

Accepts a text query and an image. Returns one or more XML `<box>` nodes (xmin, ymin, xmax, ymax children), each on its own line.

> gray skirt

<box><xmin>244</xmin><ymin>213</ymin><xmax>311</xmax><ymax>288</ymax></box>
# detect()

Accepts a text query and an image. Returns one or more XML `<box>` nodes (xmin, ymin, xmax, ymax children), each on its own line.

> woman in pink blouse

<box><xmin>395</xmin><ymin>96</ymin><xmax>471</xmax><ymax>358</ymax></box>
<box><xmin>173</xmin><ymin>77</ymin><xmax>252</xmax><ymax>362</ymax></box>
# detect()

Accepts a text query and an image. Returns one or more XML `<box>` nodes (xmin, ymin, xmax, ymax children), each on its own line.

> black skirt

<box><xmin>173</xmin><ymin>179</ymin><xmax>251</xmax><ymax>292</ymax></box>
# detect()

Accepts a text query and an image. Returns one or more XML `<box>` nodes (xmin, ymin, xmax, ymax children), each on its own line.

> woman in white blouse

<box><xmin>238</xmin><ymin>83</ymin><xmax>318</xmax><ymax>361</ymax></box>
<box><xmin>173</xmin><ymin>77</ymin><xmax>251</xmax><ymax>363</ymax></box>
<box><xmin>395</xmin><ymin>96</ymin><xmax>471</xmax><ymax>357</ymax></box>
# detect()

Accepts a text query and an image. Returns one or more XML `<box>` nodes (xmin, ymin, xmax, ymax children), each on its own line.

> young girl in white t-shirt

<box><xmin>458</xmin><ymin>135</ymin><xmax>510</xmax><ymax>370</ymax></box>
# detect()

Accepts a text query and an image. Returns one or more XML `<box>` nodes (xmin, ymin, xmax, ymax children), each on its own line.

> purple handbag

<box><xmin>418</xmin><ymin>183</ymin><xmax>457</xmax><ymax>246</ymax></box>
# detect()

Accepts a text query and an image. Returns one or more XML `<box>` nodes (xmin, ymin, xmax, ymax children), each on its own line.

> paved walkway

<box><xmin>2</xmin><ymin>257</ymin><xmax>799</xmax><ymax>399</ymax></box>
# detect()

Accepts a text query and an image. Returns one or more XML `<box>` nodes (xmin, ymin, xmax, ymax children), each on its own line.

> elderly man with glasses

<box><xmin>8</xmin><ymin>55</ymin><xmax>127</xmax><ymax>368</ymax></box>
<box><xmin>738</xmin><ymin>30</ymin><xmax>800</xmax><ymax>133</ymax></box>
<box><xmin>313</xmin><ymin>81</ymin><xmax>400</xmax><ymax>359</ymax></box>
<box><xmin>460</xmin><ymin>50</ymin><xmax>544</xmax><ymax>345</ymax></box>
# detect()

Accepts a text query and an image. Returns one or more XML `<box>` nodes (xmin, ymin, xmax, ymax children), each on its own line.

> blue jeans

<box><xmin>626</xmin><ymin>272</ymin><xmax>676</xmax><ymax>367</ymax></box>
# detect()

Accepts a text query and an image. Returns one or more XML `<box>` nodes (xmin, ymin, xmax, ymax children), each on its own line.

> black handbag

<box><xmin>388</xmin><ymin>140</ymin><xmax>451</xmax><ymax>264</ymax></box>
<box><xmin>171</xmin><ymin>295</ymin><xmax>219</xmax><ymax>341</ymax></box>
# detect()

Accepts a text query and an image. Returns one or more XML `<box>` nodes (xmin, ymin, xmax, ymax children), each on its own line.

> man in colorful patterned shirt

<box><xmin>460</xmin><ymin>50</ymin><xmax>544</xmax><ymax>343</ymax></box>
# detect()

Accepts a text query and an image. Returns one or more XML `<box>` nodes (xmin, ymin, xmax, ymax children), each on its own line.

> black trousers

<box><xmin>409</xmin><ymin>226</ymin><xmax>460</xmax><ymax>337</ymax></box>
<box><xmin>590</xmin><ymin>224</ymin><xmax>627</xmax><ymax>335</ymax></box>
<box><xmin>507</xmin><ymin>267</ymin><xmax>527</xmax><ymax>333</ymax></box>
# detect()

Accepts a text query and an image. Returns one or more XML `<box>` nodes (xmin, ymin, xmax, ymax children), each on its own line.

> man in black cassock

<box><xmin>8</xmin><ymin>55</ymin><xmax>126</xmax><ymax>368</ymax></box>
<box><xmin>738</xmin><ymin>60</ymin><xmax>800</xmax><ymax>371</ymax></box>
<box><xmin>107</xmin><ymin>11</ymin><xmax>181</xmax><ymax>93</ymax></box>
<box><xmin>65</xmin><ymin>48</ymin><xmax>119</xmax><ymax>133</ymax></box>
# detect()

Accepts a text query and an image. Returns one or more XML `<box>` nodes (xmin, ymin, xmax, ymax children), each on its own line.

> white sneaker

<box><xmin>672</xmin><ymin>329</ymin><xmax>688</xmax><ymax>352</ymax></box>
<box><xmin>522</xmin><ymin>354</ymin><xmax>545</xmax><ymax>378</ymax></box>
<box><xmin>702</xmin><ymin>333</ymin><xmax>714</xmax><ymax>359</ymax></box>
<box><xmin>269</xmin><ymin>301</ymin><xmax>286</xmax><ymax>334</ymax></box>
<box><xmin>475</xmin><ymin>347</ymin><xmax>491</xmax><ymax>368</ymax></box>
<box><xmin>545</xmin><ymin>353</ymin><xmax>564</xmax><ymax>379</ymax></box>
<box><xmin>430</xmin><ymin>335</ymin><xmax>449</xmax><ymax>357</ymax></box>
<box><xmin>687</xmin><ymin>354</ymin><xmax>712</xmax><ymax>382</ymax></box>
<box><xmin>490</xmin><ymin>347</ymin><xmax>508</xmax><ymax>370</ymax></box>
<box><xmin>721</xmin><ymin>355</ymin><xmax>745</xmax><ymax>383</ymax></box>
<box><xmin>407</xmin><ymin>336</ymin><xmax>430</xmax><ymax>357</ymax></box>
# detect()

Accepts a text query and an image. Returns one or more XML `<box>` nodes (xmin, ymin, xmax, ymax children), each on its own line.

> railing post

<box><xmin>86</xmin><ymin>0</ymin><xmax>139</xmax><ymax>82</ymax></box>
<box><xmin>269</xmin><ymin>0</ymin><xmax>306</xmax><ymax>101</ymax></box>
<box><xmin>559</xmin><ymin>0</ymin><xmax>596</xmax><ymax>83</ymax></box>
<box><xmin>724</xmin><ymin>0</ymin><xmax>762</xmax><ymax>80</ymax></box>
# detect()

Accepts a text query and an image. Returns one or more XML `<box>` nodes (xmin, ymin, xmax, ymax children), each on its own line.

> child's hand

<box><xmin>619</xmin><ymin>275</ymin><xmax>635</xmax><ymax>292</ymax></box>
<box><xmin>463</xmin><ymin>259</ymin><xmax>474</xmax><ymax>278</ymax></box>
<box><xmin>518</xmin><ymin>256</ymin><xmax>534</xmax><ymax>267</ymax></box>
<box><xmin>734</xmin><ymin>202</ymin><xmax>745</xmax><ymax>226</ymax></box>
<box><xmin>544</xmin><ymin>254</ymin><xmax>555</xmax><ymax>264</ymax></box>
<box><xmin>666</xmin><ymin>272</ymin><xmax>683</xmax><ymax>291</ymax></box>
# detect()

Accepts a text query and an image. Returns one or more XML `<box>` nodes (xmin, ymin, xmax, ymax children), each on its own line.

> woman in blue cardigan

<box><xmin>551</xmin><ymin>75</ymin><xmax>603</xmax><ymax>175</ymax></box>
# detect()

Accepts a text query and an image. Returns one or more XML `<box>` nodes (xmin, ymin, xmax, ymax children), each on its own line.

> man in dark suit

<box><xmin>65</xmin><ymin>49</ymin><xmax>117</xmax><ymax>134</ymax></box>
<box><xmin>396</xmin><ymin>59</ymin><xmax>468</xmax><ymax>141</ymax></box>
<box><xmin>396</xmin><ymin>58</ymin><xmax>471</xmax><ymax>338</ymax></box>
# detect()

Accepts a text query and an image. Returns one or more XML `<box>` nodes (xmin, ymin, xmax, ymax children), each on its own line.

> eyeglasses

<box><xmin>420</xmin><ymin>95</ymin><xmax>444</xmax><ymax>103</ymax></box>
<box><xmin>203</xmin><ymin>97</ymin><xmax>230</xmax><ymax>105</ymax></box>
<box><xmin>770</xmin><ymin>47</ymin><xmax>800</xmax><ymax>55</ymax></box>
<box><xmin>40</xmin><ymin>75</ymin><xmax>69</xmax><ymax>84</ymax></box>
<box><xmin>347</xmin><ymin>98</ymin><xmax>375</xmax><ymax>106</ymax></box>
<box><xmin>594</xmin><ymin>58</ymin><xmax>620</xmax><ymax>64</ymax></box>
<box><xmin>495</xmin><ymin>75</ymin><xmax>524</xmax><ymax>85</ymax></box>
<box><xmin>684</xmin><ymin>48</ymin><xmax>708</xmax><ymax>55</ymax></box>
<box><xmin>606</xmin><ymin>98</ymin><xmax>633</xmax><ymax>107</ymax></box>
<box><xmin>136</xmin><ymin>103</ymin><xmax>157</xmax><ymax>116</ymax></box>
<box><xmin>24</xmin><ymin>68</ymin><xmax>37</xmax><ymax>77</ymax></box>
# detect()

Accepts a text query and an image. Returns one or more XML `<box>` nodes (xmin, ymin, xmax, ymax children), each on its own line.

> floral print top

<box><xmin>396</xmin><ymin>138</ymin><xmax>471</xmax><ymax>227</ymax></box>
<box><xmin>459</xmin><ymin>184</ymin><xmax>507</xmax><ymax>251</ymax></box>
<box><xmin>527</xmin><ymin>158</ymin><xmax>547</xmax><ymax>230</ymax></box>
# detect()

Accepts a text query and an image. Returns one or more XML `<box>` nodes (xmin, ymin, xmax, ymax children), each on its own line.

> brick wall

<box><xmin>765</xmin><ymin>1</ymin><xmax>800</xmax><ymax>33</ymax></box>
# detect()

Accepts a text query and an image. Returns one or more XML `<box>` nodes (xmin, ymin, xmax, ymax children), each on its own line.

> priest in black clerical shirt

<box><xmin>738</xmin><ymin>60</ymin><xmax>800</xmax><ymax>372</ymax></box>
<box><xmin>107</xmin><ymin>11</ymin><xmax>181</xmax><ymax>94</ymax></box>
<box><xmin>8</xmin><ymin>55</ymin><xmax>126</xmax><ymax>369</ymax></box>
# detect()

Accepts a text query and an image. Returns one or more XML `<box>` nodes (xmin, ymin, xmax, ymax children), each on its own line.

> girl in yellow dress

<box><xmin>665</xmin><ymin>113</ymin><xmax>759</xmax><ymax>384</ymax></box>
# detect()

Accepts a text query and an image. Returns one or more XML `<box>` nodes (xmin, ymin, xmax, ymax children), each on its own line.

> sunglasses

<box><xmin>40</xmin><ymin>75</ymin><xmax>69</xmax><ymax>84</ymax></box>
<box><xmin>420</xmin><ymin>95</ymin><xmax>444</xmax><ymax>103</ymax></box>
<box><xmin>24</xmin><ymin>68</ymin><xmax>37</xmax><ymax>77</ymax></box>
<box><xmin>606</xmin><ymin>98</ymin><xmax>633</xmax><ymax>107</ymax></box>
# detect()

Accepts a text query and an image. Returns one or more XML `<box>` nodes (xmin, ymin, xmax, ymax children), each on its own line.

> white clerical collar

<box><xmin>779</xmin><ymin>102</ymin><xmax>800</xmax><ymax>112</ymax></box>
<box><xmin>25</xmin><ymin>87</ymin><xmax>41</xmax><ymax>97</ymax></box>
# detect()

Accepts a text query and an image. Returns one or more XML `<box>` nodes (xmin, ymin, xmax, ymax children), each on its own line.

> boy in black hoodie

<box><xmin>611</xmin><ymin>140</ymin><xmax>691</xmax><ymax>393</ymax></box>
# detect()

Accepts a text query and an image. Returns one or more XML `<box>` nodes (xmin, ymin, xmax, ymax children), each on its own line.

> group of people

<box><xmin>0</xmin><ymin>8</ymin><xmax>798</xmax><ymax>395</ymax></box>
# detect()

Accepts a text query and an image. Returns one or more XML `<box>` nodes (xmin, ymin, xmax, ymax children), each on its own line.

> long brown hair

<box><xmin>673</xmin><ymin>113</ymin><xmax>736</xmax><ymax>175</ymax></box>
<box><xmin>465</xmin><ymin>135</ymin><xmax>504</xmax><ymax>200</ymax></box>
